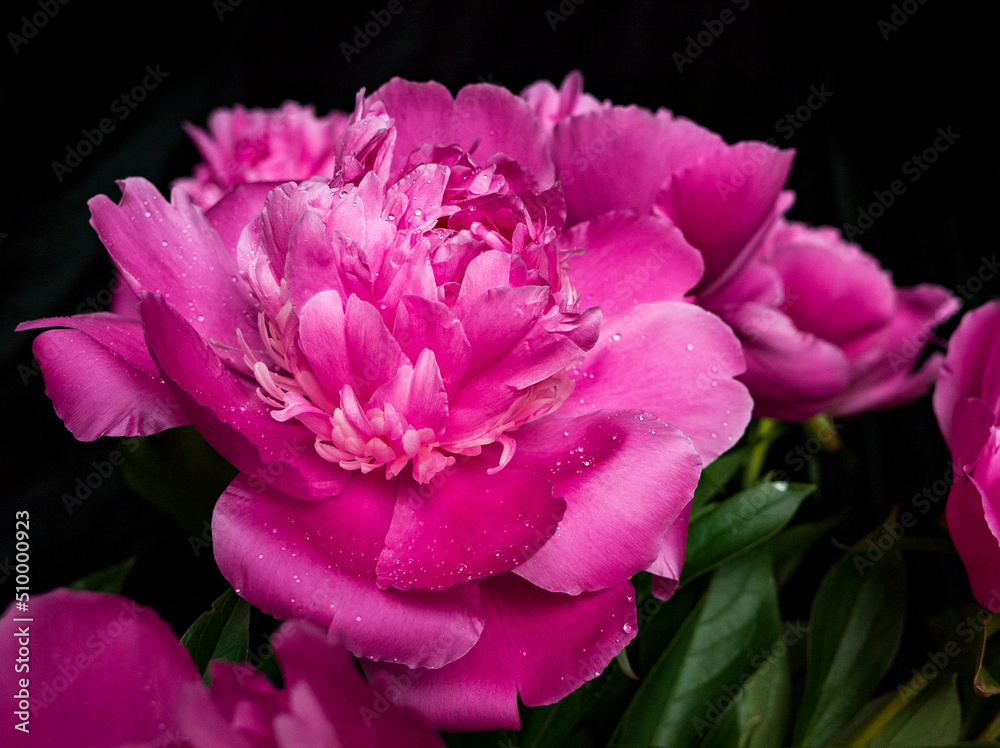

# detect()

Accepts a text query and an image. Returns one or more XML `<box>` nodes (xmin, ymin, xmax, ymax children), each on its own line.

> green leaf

<box><xmin>974</xmin><ymin>614</ymin><xmax>1000</xmax><ymax>696</ymax></box>
<box><xmin>867</xmin><ymin>673</ymin><xmax>961</xmax><ymax>747</ymax></box>
<box><xmin>682</xmin><ymin>481</ymin><xmax>813</xmax><ymax>584</ymax></box>
<box><xmin>612</xmin><ymin>546</ymin><xmax>782</xmax><ymax>748</ymax></box>
<box><xmin>68</xmin><ymin>557</ymin><xmax>136</xmax><ymax>593</ymax></box>
<box><xmin>792</xmin><ymin>535</ymin><xmax>906</xmax><ymax>746</ymax></box>
<box><xmin>691</xmin><ymin>447</ymin><xmax>751</xmax><ymax>512</ymax></box>
<box><xmin>770</xmin><ymin>514</ymin><xmax>843</xmax><ymax>589</ymax></box>
<box><xmin>180</xmin><ymin>588</ymin><xmax>250</xmax><ymax>677</ymax></box>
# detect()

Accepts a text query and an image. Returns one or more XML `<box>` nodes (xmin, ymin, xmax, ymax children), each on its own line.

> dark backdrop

<box><xmin>0</xmin><ymin>0</ymin><xmax>989</xmax><ymax>677</ymax></box>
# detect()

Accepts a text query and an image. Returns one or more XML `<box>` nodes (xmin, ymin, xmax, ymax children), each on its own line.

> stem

<box><xmin>976</xmin><ymin>705</ymin><xmax>1000</xmax><ymax>741</ymax></box>
<box><xmin>743</xmin><ymin>418</ymin><xmax>779</xmax><ymax>487</ymax></box>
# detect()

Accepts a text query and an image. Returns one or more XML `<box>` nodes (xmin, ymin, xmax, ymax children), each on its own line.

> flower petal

<box><xmin>140</xmin><ymin>293</ymin><xmax>348</xmax><ymax>500</ymax></box>
<box><xmin>559</xmin><ymin>211</ymin><xmax>704</xmax><ymax>315</ymax></box>
<box><xmin>16</xmin><ymin>313</ymin><xmax>188</xmax><ymax>440</ymax></box>
<box><xmin>363</xmin><ymin>575</ymin><xmax>636</xmax><ymax>731</ymax></box>
<box><xmin>376</xmin><ymin>455</ymin><xmax>564</xmax><ymax>591</ymax></box>
<box><xmin>563</xmin><ymin>301</ymin><xmax>751</xmax><ymax>463</ymax></box>
<box><xmin>88</xmin><ymin>178</ymin><xmax>260</xmax><ymax>369</ymax></box>
<box><xmin>647</xmin><ymin>505</ymin><xmax>692</xmax><ymax>601</ymax></box>
<box><xmin>0</xmin><ymin>589</ymin><xmax>198</xmax><ymax>748</ymax></box>
<box><xmin>213</xmin><ymin>474</ymin><xmax>485</xmax><ymax>669</ymax></box>
<box><xmin>204</xmin><ymin>181</ymin><xmax>280</xmax><ymax>255</ymax></box>
<box><xmin>509</xmin><ymin>410</ymin><xmax>701</xmax><ymax>594</ymax></box>
<box><xmin>552</xmin><ymin>106</ymin><xmax>724</xmax><ymax>225</ymax></box>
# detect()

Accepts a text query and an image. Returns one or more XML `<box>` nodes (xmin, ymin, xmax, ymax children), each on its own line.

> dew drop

<box><xmin>355</xmin><ymin>616</ymin><xmax>362</xmax><ymax>622</ymax></box>
<box><xmin>611</xmin><ymin>333</ymin><xmax>621</xmax><ymax>342</ymax></box>
<box><xmin>686</xmin><ymin>343</ymin><xmax>694</xmax><ymax>351</ymax></box>
<box><xmin>197</xmin><ymin>315</ymin><xmax>205</xmax><ymax>322</ymax></box>
<box><xmin>773</xmin><ymin>481</ymin><xmax>788</xmax><ymax>491</ymax></box>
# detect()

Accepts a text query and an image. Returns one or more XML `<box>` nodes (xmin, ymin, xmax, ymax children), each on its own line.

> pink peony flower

<box><xmin>18</xmin><ymin>78</ymin><xmax>752</xmax><ymax>729</ymax></box>
<box><xmin>0</xmin><ymin>588</ymin><xmax>443</xmax><ymax>747</ymax></box>
<box><xmin>933</xmin><ymin>301</ymin><xmax>1000</xmax><ymax>610</ymax></box>
<box><xmin>527</xmin><ymin>71</ymin><xmax>958</xmax><ymax>421</ymax></box>
<box><xmin>173</xmin><ymin>101</ymin><xmax>350</xmax><ymax>211</ymax></box>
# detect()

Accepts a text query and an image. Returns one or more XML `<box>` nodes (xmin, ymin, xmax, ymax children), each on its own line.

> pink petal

<box><xmin>563</xmin><ymin>301</ymin><xmax>752</xmax><ymax>464</ymax></box>
<box><xmin>140</xmin><ymin>294</ymin><xmax>348</xmax><ymax>500</ymax></box>
<box><xmin>367</xmin><ymin>79</ymin><xmax>455</xmax><ymax>177</ymax></box>
<box><xmin>376</xmin><ymin>456</ymin><xmax>564</xmax><ymax>591</ymax></box>
<box><xmin>935</xmin><ymin>301</ymin><xmax>1000</xmax><ymax>445</ymax></box>
<box><xmin>344</xmin><ymin>294</ymin><xmax>407</xmax><ymax>403</ymax></box>
<box><xmin>273</xmin><ymin>622</ymin><xmax>445</xmax><ymax>747</ymax></box>
<box><xmin>364</xmin><ymin>575</ymin><xmax>636</xmax><ymax>731</ymax></box>
<box><xmin>213</xmin><ymin>474</ymin><xmax>485</xmax><ymax>669</ymax></box>
<box><xmin>656</xmin><ymin>143</ymin><xmax>794</xmax><ymax>294</ymax></box>
<box><xmin>509</xmin><ymin>410</ymin><xmax>701</xmax><ymax>594</ymax></box>
<box><xmin>552</xmin><ymin>106</ymin><xmax>724</xmax><ymax>225</ymax></box>
<box><xmin>16</xmin><ymin>313</ymin><xmax>188</xmax><ymax>440</ymax></box>
<box><xmin>204</xmin><ymin>181</ymin><xmax>279</xmax><ymax>256</ymax></box>
<box><xmin>452</xmin><ymin>82</ymin><xmax>555</xmax><ymax>187</ymax></box>
<box><xmin>724</xmin><ymin>302</ymin><xmax>851</xmax><ymax>421</ymax></box>
<box><xmin>947</xmin><ymin>451</ymin><xmax>1000</xmax><ymax>612</ymax></box>
<box><xmin>0</xmin><ymin>589</ymin><xmax>198</xmax><ymax>747</ymax></box>
<box><xmin>88</xmin><ymin>178</ymin><xmax>259</xmax><ymax>369</ymax></box>
<box><xmin>393</xmin><ymin>295</ymin><xmax>472</xmax><ymax>398</ymax></box>
<box><xmin>559</xmin><ymin>211</ymin><xmax>704</xmax><ymax>315</ymax></box>
<box><xmin>647</xmin><ymin>505</ymin><xmax>692</xmax><ymax>601</ymax></box>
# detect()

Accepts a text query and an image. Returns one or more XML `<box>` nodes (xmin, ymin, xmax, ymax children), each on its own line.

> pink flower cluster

<box><xmin>17</xmin><ymin>71</ymin><xmax>959</xmax><ymax>736</ymax></box>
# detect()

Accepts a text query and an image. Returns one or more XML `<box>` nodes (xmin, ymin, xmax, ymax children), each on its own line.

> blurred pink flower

<box><xmin>0</xmin><ymin>588</ymin><xmax>443</xmax><ymax>747</ymax></box>
<box><xmin>933</xmin><ymin>301</ymin><xmax>1000</xmax><ymax>610</ymax></box>
<box><xmin>528</xmin><ymin>70</ymin><xmax>958</xmax><ymax>421</ymax></box>
<box><xmin>173</xmin><ymin>101</ymin><xmax>350</xmax><ymax>211</ymax></box>
<box><xmin>18</xmin><ymin>78</ymin><xmax>751</xmax><ymax>730</ymax></box>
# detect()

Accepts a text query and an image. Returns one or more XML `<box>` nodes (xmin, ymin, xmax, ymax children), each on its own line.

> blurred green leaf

<box><xmin>691</xmin><ymin>447</ymin><xmax>751</xmax><ymax>512</ymax></box>
<box><xmin>770</xmin><ymin>514</ymin><xmax>843</xmax><ymax>589</ymax></box>
<box><xmin>180</xmin><ymin>588</ymin><xmax>250</xmax><ymax>677</ymax></box>
<box><xmin>612</xmin><ymin>546</ymin><xmax>782</xmax><ymax>748</ymax></box>
<box><xmin>974</xmin><ymin>614</ymin><xmax>1000</xmax><ymax>696</ymax></box>
<box><xmin>123</xmin><ymin>426</ymin><xmax>237</xmax><ymax>537</ymax></box>
<box><xmin>682</xmin><ymin>481</ymin><xmax>813</xmax><ymax>584</ymax></box>
<box><xmin>68</xmin><ymin>557</ymin><xmax>136</xmax><ymax>593</ymax></box>
<box><xmin>867</xmin><ymin>673</ymin><xmax>961</xmax><ymax>747</ymax></box>
<box><xmin>792</xmin><ymin>533</ymin><xmax>906</xmax><ymax>746</ymax></box>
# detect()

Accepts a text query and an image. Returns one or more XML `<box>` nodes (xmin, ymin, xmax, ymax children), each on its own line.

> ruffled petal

<box><xmin>647</xmin><ymin>505</ymin><xmax>692</xmax><ymax>601</ymax></box>
<box><xmin>510</xmin><ymin>410</ymin><xmax>701</xmax><ymax>594</ymax></box>
<box><xmin>559</xmin><ymin>211</ymin><xmax>704</xmax><ymax>315</ymax></box>
<box><xmin>363</xmin><ymin>574</ymin><xmax>636</xmax><ymax>731</ymax></box>
<box><xmin>204</xmin><ymin>181</ymin><xmax>280</xmax><ymax>256</ymax></box>
<box><xmin>213</xmin><ymin>474</ymin><xmax>485</xmax><ymax>669</ymax></box>
<box><xmin>947</xmin><ymin>447</ymin><xmax>1000</xmax><ymax>612</ymax></box>
<box><xmin>563</xmin><ymin>301</ymin><xmax>751</xmax><ymax>463</ymax></box>
<box><xmin>552</xmin><ymin>106</ymin><xmax>724</xmax><ymax>225</ymax></box>
<box><xmin>88</xmin><ymin>178</ymin><xmax>260</xmax><ymax>369</ymax></box>
<box><xmin>16</xmin><ymin>313</ymin><xmax>188</xmax><ymax>439</ymax></box>
<box><xmin>140</xmin><ymin>294</ymin><xmax>348</xmax><ymax>500</ymax></box>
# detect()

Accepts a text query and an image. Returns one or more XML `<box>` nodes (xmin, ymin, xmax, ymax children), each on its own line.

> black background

<box><xmin>0</xmin><ymin>0</ymin><xmax>990</xmax><ymax>690</ymax></box>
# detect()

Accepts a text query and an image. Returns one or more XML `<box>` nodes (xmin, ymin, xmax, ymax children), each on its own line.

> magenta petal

<box><xmin>345</xmin><ymin>294</ymin><xmax>407</xmax><ymax>402</ymax></box>
<box><xmin>213</xmin><ymin>474</ymin><xmax>485</xmax><ymax>669</ymax></box>
<box><xmin>509</xmin><ymin>410</ymin><xmax>701</xmax><ymax>594</ymax></box>
<box><xmin>140</xmin><ymin>294</ymin><xmax>348</xmax><ymax>500</ymax></box>
<box><xmin>560</xmin><ymin>211</ymin><xmax>705</xmax><ymax>314</ymax></box>
<box><xmin>947</xmin><ymin>460</ymin><xmax>1000</xmax><ymax>612</ymax></box>
<box><xmin>453</xmin><ymin>82</ymin><xmax>555</xmax><ymax>188</ymax></box>
<box><xmin>367</xmin><ymin>78</ymin><xmax>455</xmax><ymax>178</ymax></box>
<box><xmin>0</xmin><ymin>589</ymin><xmax>199</xmax><ymax>747</ymax></box>
<box><xmin>552</xmin><ymin>106</ymin><xmax>724</xmax><ymax>225</ymax></box>
<box><xmin>88</xmin><ymin>178</ymin><xmax>259</xmax><ymax>368</ymax></box>
<box><xmin>725</xmin><ymin>302</ymin><xmax>851</xmax><ymax>421</ymax></box>
<box><xmin>647</xmin><ymin>505</ymin><xmax>692</xmax><ymax>601</ymax></box>
<box><xmin>376</xmin><ymin>457</ymin><xmax>564</xmax><ymax>591</ymax></box>
<box><xmin>364</xmin><ymin>575</ymin><xmax>636</xmax><ymax>731</ymax></box>
<box><xmin>16</xmin><ymin>313</ymin><xmax>188</xmax><ymax>440</ymax></box>
<box><xmin>272</xmin><ymin>622</ymin><xmax>445</xmax><ymax>748</ymax></box>
<box><xmin>935</xmin><ymin>301</ymin><xmax>1000</xmax><ymax>445</ymax></box>
<box><xmin>204</xmin><ymin>181</ymin><xmax>280</xmax><ymax>255</ymax></box>
<box><xmin>393</xmin><ymin>295</ymin><xmax>472</xmax><ymax>398</ymax></box>
<box><xmin>657</xmin><ymin>142</ymin><xmax>794</xmax><ymax>293</ymax></box>
<box><xmin>564</xmin><ymin>301</ymin><xmax>751</xmax><ymax>464</ymax></box>
<box><xmin>296</xmin><ymin>289</ymin><xmax>352</xmax><ymax>400</ymax></box>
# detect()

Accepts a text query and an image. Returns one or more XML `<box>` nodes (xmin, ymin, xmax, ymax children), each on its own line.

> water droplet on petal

<box><xmin>686</xmin><ymin>343</ymin><xmax>694</xmax><ymax>351</ymax></box>
<box><xmin>611</xmin><ymin>333</ymin><xmax>621</xmax><ymax>342</ymax></box>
